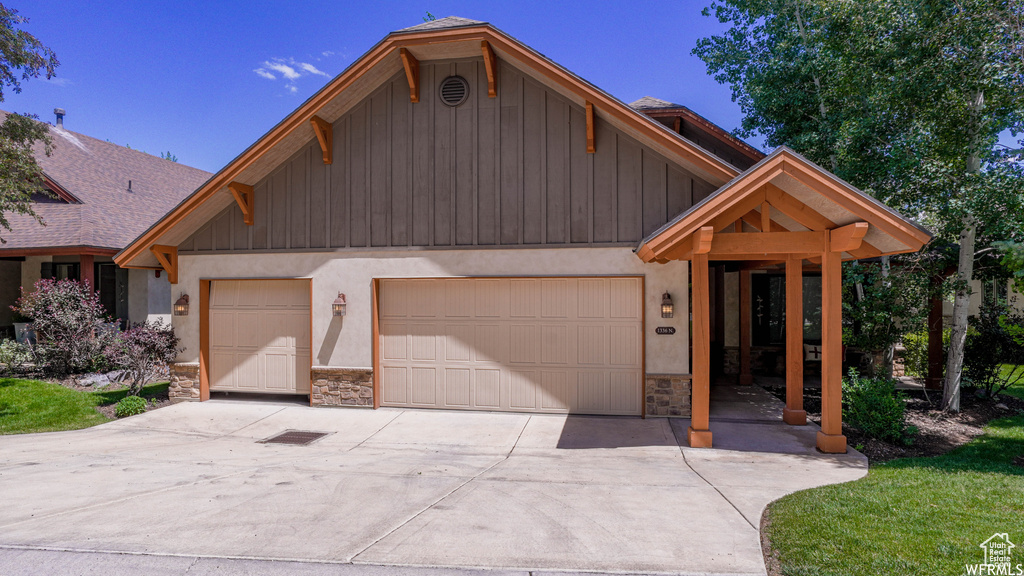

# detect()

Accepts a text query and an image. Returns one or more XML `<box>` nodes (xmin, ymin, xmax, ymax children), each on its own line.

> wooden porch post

<box><xmin>80</xmin><ymin>254</ymin><xmax>95</xmax><ymax>290</ymax></box>
<box><xmin>926</xmin><ymin>276</ymin><xmax>944</xmax><ymax>390</ymax></box>
<box><xmin>784</xmin><ymin>256</ymin><xmax>807</xmax><ymax>425</ymax></box>
<box><xmin>688</xmin><ymin>228</ymin><xmax>713</xmax><ymax>448</ymax></box>
<box><xmin>817</xmin><ymin>244</ymin><xmax>847</xmax><ymax>453</ymax></box>
<box><xmin>738</xmin><ymin>269</ymin><xmax>753</xmax><ymax>385</ymax></box>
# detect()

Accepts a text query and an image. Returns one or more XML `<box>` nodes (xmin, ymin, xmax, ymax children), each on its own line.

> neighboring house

<box><xmin>0</xmin><ymin>112</ymin><xmax>211</xmax><ymax>334</ymax></box>
<box><xmin>115</xmin><ymin>17</ymin><xmax>931</xmax><ymax>453</ymax></box>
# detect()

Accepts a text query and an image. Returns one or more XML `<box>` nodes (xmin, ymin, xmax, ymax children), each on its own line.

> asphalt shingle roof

<box><xmin>629</xmin><ymin>96</ymin><xmax>681</xmax><ymax>110</ymax></box>
<box><xmin>1</xmin><ymin>115</ymin><xmax>211</xmax><ymax>251</ymax></box>
<box><xmin>397</xmin><ymin>16</ymin><xmax>486</xmax><ymax>33</ymax></box>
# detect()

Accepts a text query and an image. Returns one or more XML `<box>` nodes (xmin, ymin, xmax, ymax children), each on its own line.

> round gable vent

<box><xmin>439</xmin><ymin>76</ymin><xmax>470</xmax><ymax>107</ymax></box>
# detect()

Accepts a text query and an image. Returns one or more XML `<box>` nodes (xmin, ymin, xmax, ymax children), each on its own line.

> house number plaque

<box><xmin>655</xmin><ymin>327</ymin><xmax>676</xmax><ymax>335</ymax></box>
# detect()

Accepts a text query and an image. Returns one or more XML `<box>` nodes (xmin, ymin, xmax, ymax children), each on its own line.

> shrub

<box><xmin>963</xmin><ymin>303</ymin><xmax>1024</xmax><ymax>398</ymax></box>
<box><xmin>104</xmin><ymin>321</ymin><xmax>180</xmax><ymax>396</ymax></box>
<box><xmin>114</xmin><ymin>395</ymin><xmax>147</xmax><ymax>418</ymax></box>
<box><xmin>12</xmin><ymin>279</ymin><xmax>113</xmax><ymax>375</ymax></box>
<box><xmin>0</xmin><ymin>338</ymin><xmax>30</xmax><ymax>375</ymax></box>
<box><xmin>842</xmin><ymin>369</ymin><xmax>915</xmax><ymax>445</ymax></box>
<box><xmin>901</xmin><ymin>326</ymin><xmax>950</xmax><ymax>378</ymax></box>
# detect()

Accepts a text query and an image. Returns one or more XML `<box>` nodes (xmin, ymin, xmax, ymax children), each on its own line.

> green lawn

<box><xmin>765</xmin><ymin>415</ymin><xmax>1024</xmax><ymax>576</ymax></box>
<box><xmin>0</xmin><ymin>378</ymin><xmax>169</xmax><ymax>435</ymax></box>
<box><xmin>999</xmin><ymin>364</ymin><xmax>1024</xmax><ymax>400</ymax></box>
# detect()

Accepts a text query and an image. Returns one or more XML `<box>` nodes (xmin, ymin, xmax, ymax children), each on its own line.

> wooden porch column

<box><xmin>80</xmin><ymin>254</ymin><xmax>94</xmax><ymax>290</ymax></box>
<box><xmin>817</xmin><ymin>245</ymin><xmax>847</xmax><ymax>453</ymax></box>
<box><xmin>688</xmin><ymin>229</ymin><xmax>713</xmax><ymax>448</ymax></box>
<box><xmin>784</xmin><ymin>256</ymin><xmax>807</xmax><ymax>425</ymax></box>
<box><xmin>926</xmin><ymin>276</ymin><xmax>944</xmax><ymax>390</ymax></box>
<box><xmin>738</xmin><ymin>269</ymin><xmax>753</xmax><ymax>385</ymax></box>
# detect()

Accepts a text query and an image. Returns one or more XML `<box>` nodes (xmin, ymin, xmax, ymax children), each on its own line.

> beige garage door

<box><xmin>210</xmin><ymin>279</ymin><xmax>311</xmax><ymax>395</ymax></box>
<box><xmin>379</xmin><ymin>277</ymin><xmax>642</xmax><ymax>415</ymax></box>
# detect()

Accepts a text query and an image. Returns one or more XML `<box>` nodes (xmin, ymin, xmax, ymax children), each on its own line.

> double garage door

<box><xmin>209</xmin><ymin>280</ymin><xmax>311</xmax><ymax>395</ymax></box>
<box><xmin>379</xmin><ymin>277</ymin><xmax>643</xmax><ymax>415</ymax></box>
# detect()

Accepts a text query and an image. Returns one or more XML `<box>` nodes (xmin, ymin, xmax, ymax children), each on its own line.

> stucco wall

<box><xmin>172</xmin><ymin>247</ymin><xmax>690</xmax><ymax>375</ymax></box>
<box><xmin>20</xmin><ymin>256</ymin><xmax>50</xmax><ymax>293</ymax></box>
<box><xmin>128</xmin><ymin>268</ymin><xmax>172</xmax><ymax>325</ymax></box>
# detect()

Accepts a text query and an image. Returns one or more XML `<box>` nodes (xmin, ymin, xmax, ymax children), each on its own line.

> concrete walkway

<box><xmin>0</xmin><ymin>385</ymin><xmax>866</xmax><ymax>575</ymax></box>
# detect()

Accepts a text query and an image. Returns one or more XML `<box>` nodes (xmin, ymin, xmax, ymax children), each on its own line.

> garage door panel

<box><xmin>444</xmin><ymin>368</ymin><xmax>471</xmax><ymax>407</ymax></box>
<box><xmin>380</xmin><ymin>278</ymin><xmax>640</xmax><ymax>416</ymax></box>
<box><xmin>209</xmin><ymin>280</ymin><xmax>309</xmax><ymax>395</ymax></box>
<box><xmin>381</xmin><ymin>281</ymin><xmax>408</xmax><ymax>318</ymax></box>
<box><xmin>475</xmin><ymin>369</ymin><xmax>501</xmax><ymax>408</ymax></box>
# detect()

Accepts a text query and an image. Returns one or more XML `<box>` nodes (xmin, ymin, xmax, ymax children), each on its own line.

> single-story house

<box><xmin>115</xmin><ymin>17</ymin><xmax>931</xmax><ymax>453</ymax></box>
<box><xmin>0</xmin><ymin>111</ymin><xmax>211</xmax><ymax>333</ymax></box>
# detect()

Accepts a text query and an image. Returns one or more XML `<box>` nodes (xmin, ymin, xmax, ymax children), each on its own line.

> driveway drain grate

<box><xmin>259</xmin><ymin>430</ymin><xmax>329</xmax><ymax>446</ymax></box>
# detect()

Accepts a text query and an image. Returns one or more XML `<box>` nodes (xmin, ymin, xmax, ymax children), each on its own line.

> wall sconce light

<box><xmin>173</xmin><ymin>293</ymin><xmax>190</xmax><ymax>316</ymax></box>
<box><xmin>661</xmin><ymin>292</ymin><xmax>674</xmax><ymax>318</ymax></box>
<box><xmin>332</xmin><ymin>293</ymin><xmax>347</xmax><ymax>317</ymax></box>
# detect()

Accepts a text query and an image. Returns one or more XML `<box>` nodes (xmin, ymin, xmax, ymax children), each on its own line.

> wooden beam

<box><xmin>227</xmin><ymin>182</ymin><xmax>254</xmax><ymax>226</ymax></box>
<box><xmin>399</xmin><ymin>48</ymin><xmax>419</xmax><ymax>103</ymax></box>
<box><xmin>738</xmin><ymin>269</ymin><xmax>752</xmax><ymax>386</ymax></box>
<box><xmin>740</xmin><ymin>210</ymin><xmax>785</xmax><ymax>232</ymax></box>
<box><xmin>689</xmin><ymin>246</ymin><xmax>713</xmax><ymax>448</ymax></box>
<box><xmin>735</xmin><ymin>220</ymin><xmax>743</xmax><ymax>233</ymax></box>
<box><xmin>784</xmin><ymin>256</ymin><xmax>806</xmax><ymax>425</ymax></box>
<box><xmin>708</xmin><ymin>186</ymin><xmax>768</xmax><ymax>233</ymax></box>
<box><xmin>673</xmin><ymin>116</ymin><xmax>682</xmax><ymax>134</ymax></box>
<box><xmin>765</xmin><ymin>183</ymin><xmax>881</xmax><ymax>259</ymax></box>
<box><xmin>585</xmin><ymin>102</ymin><xmax>596</xmax><ymax>153</ymax></box>
<box><xmin>149</xmin><ymin>244</ymin><xmax>178</xmax><ymax>284</ymax></box>
<box><xmin>761</xmin><ymin>202</ymin><xmax>771</xmax><ymax>232</ymax></box>
<box><xmin>830</xmin><ymin>222</ymin><xmax>869</xmax><ymax>252</ymax></box>
<box><xmin>199</xmin><ymin>279</ymin><xmax>210</xmax><ymax>401</ymax></box>
<box><xmin>818</xmin><ymin>242</ymin><xmax>847</xmax><ymax>453</ymax></box>
<box><xmin>694</xmin><ymin>226</ymin><xmax>714</xmax><ymax>254</ymax></box>
<box><xmin>310</xmin><ymin>115</ymin><xmax>333</xmax><ymax>165</ymax></box>
<box><xmin>708</xmin><ymin>231</ymin><xmax>826</xmax><ymax>257</ymax></box>
<box><xmin>481</xmin><ymin>40</ymin><xmax>497</xmax><ymax>98</ymax></box>
<box><xmin>80</xmin><ymin>254</ymin><xmax>94</xmax><ymax>290</ymax></box>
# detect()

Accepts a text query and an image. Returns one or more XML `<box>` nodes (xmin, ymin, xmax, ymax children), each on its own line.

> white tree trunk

<box><xmin>943</xmin><ymin>220</ymin><xmax>976</xmax><ymax>412</ymax></box>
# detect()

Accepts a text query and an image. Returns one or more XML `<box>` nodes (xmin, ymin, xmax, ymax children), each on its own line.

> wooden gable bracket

<box><xmin>694</xmin><ymin>226</ymin><xmax>714</xmax><ymax>255</ymax></box>
<box><xmin>586</xmin><ymin>102</ymin><xmax>596</xmax><ymax>154</ymax></box>
<box><xmin>149</xmin><ymin>244</ymin><xmax>178</xmax><ymax>285</ymax></box>
<box><xmin>228</xmin><ymin>182</ymin><xmax>254</xmax><ymax>226</ymax></box>
<box><xmin>310</xmin><ymin>116</ymin><xmax>333</xmax><ymax>165</ymax></box>
<box><xmin>399</xmin><ymin>48</ymin><xmax>419</xmax><ymax>103</ymax></box>
<box><xmin>830</xmin><ymin>222</ymin><xmax>869</xmax><ymax>252</ymax></box>
<box><xmin>481</xmin><ymin>40</ymin><xmax>498</xmax><ymax>97</ymax></box>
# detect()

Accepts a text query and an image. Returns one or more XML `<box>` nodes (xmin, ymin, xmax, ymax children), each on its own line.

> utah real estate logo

<box><xmin>965</xmin><ymin>533</ymin><xmax>1022</xmax><ymax>575</ymax></box>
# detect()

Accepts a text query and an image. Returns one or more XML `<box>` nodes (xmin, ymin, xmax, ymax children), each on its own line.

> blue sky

<box><xmin>6</xmin><ymin>2</ymin><xmax>1017</xmax><ymax>174</ymax></box>
<box><xmin>4</xmin><ymin>1</ymin><xmax>754</xmax><ymax>173</ymax></box>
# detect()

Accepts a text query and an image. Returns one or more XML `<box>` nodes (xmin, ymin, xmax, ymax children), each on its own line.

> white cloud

<box><xmin>253</xmin><ymin>68</ymin><xmax>276</xmax><ymax>80</ymax></box>
<box><xmin>253</xmin><ymin>57</ymin><xmax>330</xmax><ymax>94</ymax></box>
<box><xmin>321</xmin><ymin>50</ymin><xmax>335</xmax><ymax>58</ymax></box>
<box><xmin>262</xmin><ymin>60</ymin><xmax>301</xmax><ymax>80</ymax></box>
<box><xmin>297</xmin><ymin>62</ymin><xmax>327</xmax><ymax>77</ymax></box>
<box><xmin>42</xmin><ymin>76</ymin><xmax>72</xmax><ymax>87</ymax></box>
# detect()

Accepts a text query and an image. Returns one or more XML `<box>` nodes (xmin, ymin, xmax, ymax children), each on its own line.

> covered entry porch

<box><xmin>636</xmin><ymin>147</ymin><xmax>931</xmax><ymax>453</ymax></box>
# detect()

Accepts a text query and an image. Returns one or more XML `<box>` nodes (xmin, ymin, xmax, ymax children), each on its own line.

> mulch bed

<box><xmin>762</xmin><ymin>383</ymin><xmax>1024</xmax><ymax>463</ymax></box>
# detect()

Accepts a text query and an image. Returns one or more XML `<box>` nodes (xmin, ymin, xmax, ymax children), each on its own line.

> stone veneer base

<box><xmin>310</xmin><ymin>366</ymin><xmax>374</xmax><ymax>407</ymax></box>
<box><xmin>168</xmin><ymin>362</ymin><xmax>200</xmax><ymax>403</ymax></box>
<box><xmin>645</xmin><ymin>373</ymin><xmax>692</xmax><ymax>417</ymax></box>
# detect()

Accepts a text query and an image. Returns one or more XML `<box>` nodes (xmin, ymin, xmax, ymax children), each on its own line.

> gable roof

<box><xmin>630</xmin><ymin>96</ymin><xmax>765</xmax><ymax>166</ymax></box>
<box><xmin>635</xmin><ymin>146</ymin><xmax>932</xmax><ymax>262</ymax></box>
<box><xmin>0</xmin><ymin>115</ymin><xmax>211</xmax><ymax>254</ymax></box>
<box><xmin>115</xmin><ymin>17</ymin><xmax>744</xmax><ymax>269</ymax></box>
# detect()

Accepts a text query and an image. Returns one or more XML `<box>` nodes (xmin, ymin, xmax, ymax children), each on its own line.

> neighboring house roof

<box><xmin>0</xmin><ymin>115</ymin><xmax>211</xmax><ymax>254</ymax></box>
<box><xmin>116</xmin><ymin>17</ymin><xmax>745</xmax><ymax>269</ymax></box>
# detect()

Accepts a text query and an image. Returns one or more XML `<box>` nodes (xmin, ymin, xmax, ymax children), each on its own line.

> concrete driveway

<box><xmin>0</xmin><ymin>387</ymin><xmax>866</xmax><ymax>575</ymax></box>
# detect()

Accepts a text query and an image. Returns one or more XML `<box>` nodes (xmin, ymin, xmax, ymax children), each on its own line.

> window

<box><xmin>982</xmin><ymin>279</ymin><xmax>1009</xmax><ymax>307</ymax></box>
<box><xmin>750</xmin><ymin>274</ymin><xmax>822</xmax><ymax>346</ymax></box>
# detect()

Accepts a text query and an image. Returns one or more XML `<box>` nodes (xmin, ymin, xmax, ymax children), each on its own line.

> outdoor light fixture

<box><xmin>332</xmin><ymin>293</ymin><xmax>347</xmax><ymax>317</ymax></box>
<box><xmin>173</xmin><ymin>293</ymin><xmax>190</xmax><ymax>316</ymax></box>
<box><xmin>661</xmin><ymin>292</ymin><xmax>674</xmax><ymax>318</ymax></box>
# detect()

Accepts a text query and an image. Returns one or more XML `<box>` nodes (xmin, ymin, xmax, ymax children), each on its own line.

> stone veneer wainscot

<box><xmin>644</xmin><ymin>374</ymin><xmax>692</xmax><ymax>417</ymax></box>
<box><xmin>168</xmin><ymin>362</ymin><xmax>200</xmax><ymax>403</ymax></box>
<box><xmin>311</xmin><ymin>366</ymin><xmax>373</xmax><ymax>407</ymax></box>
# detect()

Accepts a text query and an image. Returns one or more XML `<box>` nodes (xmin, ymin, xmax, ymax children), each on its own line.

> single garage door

<box><xmin>379</xmin><ymin>277</ymin><xmax>642</xmax><ymax>415</ymax></box>
<box><xmin>210</xmin><ymin>279</ymin><xmax>311</xmax><ymax>395</ymax></box>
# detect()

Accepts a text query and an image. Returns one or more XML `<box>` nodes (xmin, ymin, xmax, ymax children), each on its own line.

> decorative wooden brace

<box><xmin>228</xmin><ymin>182</ymin><xmax>254</xmax><ymax>226</ymax></box>
<box><xmin>310</xmin><ymin>115</ymin><xmax>333</xmax><ymax>165</ymax></box>
<box><xmin>586</xmin><ymin>102</ymin><xmax>596</xmax><ymax>154</ymax></box>
<box><xmin>481</xmin><ymin>40</ymin><xmax>497</xmax><ymax>97</ymax></box>
<box><xmin>399</xmin><ymin>48</ymin><xmax>419</xmax><ymax>103</ymax></box>
<box><xmin>829</xmin><ymin>222</ymin><xmax>869</xmax><ymax>252</ymax></box>
<box><xmin>150</xmin><ymin>244</ymin><xmax>178</xmax><ymax>285</ymax></box>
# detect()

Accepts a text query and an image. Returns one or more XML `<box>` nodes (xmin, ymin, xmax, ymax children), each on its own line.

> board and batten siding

<box><xmin>179</xmin><ymin>58</ymin><xmax>718</xmax><ymax>254</ymax></box>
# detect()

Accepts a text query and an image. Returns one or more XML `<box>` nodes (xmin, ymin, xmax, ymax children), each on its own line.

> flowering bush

<box><xmin>0</xmin><ymin>338</ymin><xmax>30</xmax><ymax>375</ymax></box>
<box><xmin>104</xmin><ymin>321</ymin><xmax>180</xmax><ymax>396</ymax></box>
<box><xmin>12</xmin><ymin>279</ymin><xmax>111</xmax><ymax>375</ymax></box>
